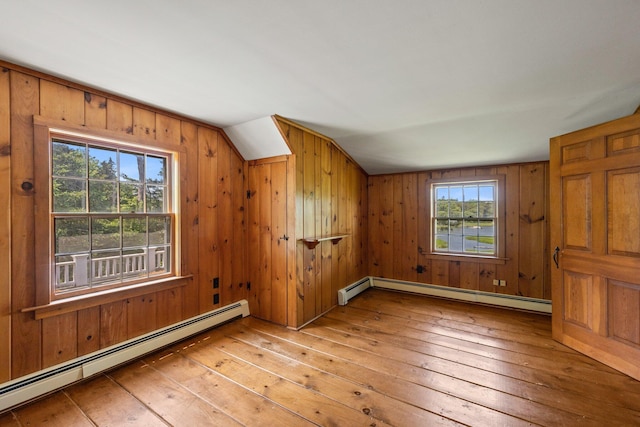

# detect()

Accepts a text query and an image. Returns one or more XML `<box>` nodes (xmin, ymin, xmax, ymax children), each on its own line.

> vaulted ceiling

<box><xmin>2</xmin><ymin>0</ymin><xmax>640</xmax><ymax>174</ymax></box>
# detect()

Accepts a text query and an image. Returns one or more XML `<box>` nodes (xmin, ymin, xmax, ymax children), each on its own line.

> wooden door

<box><xmin>247</xmin><ymin>156</ymin><xmax>291</xmax><ymax>325</ymax></box>
<box><xmin>550</xmin><ymin>113</ymin><xmax>640</xmax><ymax>381</ymax></box>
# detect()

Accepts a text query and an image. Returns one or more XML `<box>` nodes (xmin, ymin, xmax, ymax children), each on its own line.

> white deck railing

<box><xmin>56</xmin><ymin>248</ymin><xmax>165</xmax><ymax>289</ymax></box>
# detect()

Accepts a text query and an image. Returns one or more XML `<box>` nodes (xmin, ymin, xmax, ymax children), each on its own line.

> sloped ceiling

<box><xmin>1</xmin><ymin>0</ymin><xmax>639</xmax><ymax>174</ymax></box>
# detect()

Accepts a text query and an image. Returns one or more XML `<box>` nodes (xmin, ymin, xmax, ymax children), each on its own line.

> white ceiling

<box><xmin>1</xmin><ymin>0</ymin><xmax>640</xmax><ymax>174</ymax></box>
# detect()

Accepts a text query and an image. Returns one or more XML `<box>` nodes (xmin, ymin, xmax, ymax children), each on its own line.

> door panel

<box><xmin>562</xmin><ymin>175</ymin><xmax>591</xmax><ymax>250</ymax></box>
<box><xmin>247</xmin><ymin>158</ymin><xmax>289</xmax><ymax>325</ymax></box>
<box><xmin>551</xmin><ymin>114</ymin><xmax>640</xmax><ymax>381</ymax></box>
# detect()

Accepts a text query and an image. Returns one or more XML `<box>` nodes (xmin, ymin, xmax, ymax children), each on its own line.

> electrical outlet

<box><xmin>212</xmin><ymin>277</ymin><xmax>219</xmax><ymax>289</ymax></box>
<box><xmin>499</xmin><ymin>280</ymin><xmax>507</xmax><ymax>287</ymax></box>
<box><xmin>493</xmin><ymin>279</ymin><xmax>500</xmax><ymax>286</ymax></box>
<box><xmin>213</xmin><ymin>293</ymin><xmax>220</xmax><ymax>304</ymax></box>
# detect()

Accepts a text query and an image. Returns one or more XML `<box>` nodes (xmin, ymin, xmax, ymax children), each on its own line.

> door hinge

<box><xmin>246</xmin><ymin>190</ymin><xmax>251</xmax><ymax>199</ymax></box>
<box><xmin>247</xmin><ymin>281</ymin><xmax>251</xmax><ymax>290</ymax></box>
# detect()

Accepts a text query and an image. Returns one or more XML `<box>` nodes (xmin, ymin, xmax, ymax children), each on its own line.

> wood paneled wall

<box><xmin>0</xmin><ymin>62</ymin><xmax>247</xmax><ymax>382</ymax></box>
<box><xmin>368</xmin><ymin>162</ymin><xmax>550</xmax><ymax>300</ymax></box>
<box><xmin>276</xmin><ymin>118</ymin><xmax>368</xmax><ymax>326</ymax></box>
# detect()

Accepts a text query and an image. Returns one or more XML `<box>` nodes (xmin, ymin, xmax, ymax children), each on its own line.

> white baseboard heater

<box><xmin>0</xmin><ymin>300</ymin><xmax>250</xmax><ymax>413</ymax></box>
<box><xmin>338</xmin><ymin>277</ymin><xmax>551</xmax><ymax>314</ymax></box>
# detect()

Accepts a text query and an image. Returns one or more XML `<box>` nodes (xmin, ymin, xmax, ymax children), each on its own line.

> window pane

<box><xmin>122</xmin><ymin>248</ymin><xmax>147</xmax><ymax>280</ymax></box>
<box><xmin>432</xmin><ymin>180</ymin><xmax>498</xmax><ymax>256</ymax></box>
<box><xmin>149</xmin><ymin>216</ymin><xmax>171</xmax><ymax>245</ymax></box>
<box><xmin>120</xmin><ymin>151</ymin><xmax>144</xmax><ymax>182</ymax></box>
<box><xmin>91</xmin><ymin>251</ymin><xmax>121</xmax><ymax>285</ymax></box>
<box><xmin>53</xmin><ymin>178</ymin><xmax>86</xmax><ymax>212</ymax></box>
<box><xmin>88</xmin><ymin>147</ymin><xmax>117</xmax><ymax>179</ymax></box>
<box><xmin>463</xmin><ymin>219</ymin><xmax>480</xmax><ymax>253</ymax></box>
<box><xmin>463</xmin><ymin>185</ymin><xmax>479</xmax><ymax>218</ymax></box>
<box><xmin>56</xmin><ymin>253</ymin><xmax>92</xmax><ymax>291</ymax></box>
<box><xmin>91</xmin><ymin>217</ymin><xmax>120</xmax><ymax>250</ymax></box>
<box><xmin>146</xmin><ymin>185</ymin><xmax>166</xmax><ymax>213</ymax></box>
<box><xmin>479</xmin><ymin>185</ymin><xmax>495</xmax><ymax>217</ymax></box>
<box><xmin>120</xmin><ymin>183</ymin><xmax>144</xmax><ymax>213</ymax></box>
<box><xmin>55</xmin><ymin>217</ymin><xmax>89</xmax><ymax>254</ymax></box>
<box><xmin>89</xmin><ymin>181</ymin><xmax>117</xmax><ymax>212</ymax></box>
<box><xmin>478</xmin><ymin>220</ymin><xmax>495</xmax><ymax>254</ymax></box>
<box><xmin>149</xmin><ymin>246</ymin><xmax>170</xmax><ymax>275</ymax></box>
<box><xmin>146</xmin><ymin>156</ymin><xmax>166</xmax><ymax>184</ymax></box>
<box><xmin>122</xmin><ymin>217</ymin><xmax>147</xmax><ymax>248</ymax></box>
<box><xmin>53</xmin><ymin>142</ymin><xmax>86</xmax><ymax>178</ymax></box>
<box><xmin>449</xmin><ymin>186</ymin><xmax>463</xmax><ymax>218</ymax></box>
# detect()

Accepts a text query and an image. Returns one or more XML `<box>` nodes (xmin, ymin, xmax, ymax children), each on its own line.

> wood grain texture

<box><xmin>41</xmin><ymin>312</ymin><xmax>77</xmax><ymax>369</ymax></box>
<box><xmin>10</xmin><ymin>70</ymin><xmax>41</xmax><ymax>378</ymax></box>
<box><xmin>276</xmin><ymin>118</ymin><xmax>368</xmax><ymax>327</ymax></box>
<box><xmin>369</xmin><ymin>163</ymin><xmax>549</xmax><ymax>299</ymax></box>
<box><xmin>7</xmin><ymin>289</ymin><xmax>640</xmax><ymax>426</ymax></box>
<box><xmin>0</xmin><ymin>67</ymin><xmax>11</xmax><ymax>383</ymax></box>
<box><xmin>2</xmin><ymin>62</ymin><xmax>248</xmax><ymax>381</ymax></box>
<box><xmin>551</xmin><ymin>113</ymin><xmax>640</xmax><ymax>382</ymax></box>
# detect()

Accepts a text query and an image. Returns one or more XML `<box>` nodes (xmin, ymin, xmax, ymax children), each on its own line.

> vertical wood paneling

<box><xmin>337</xmin><ymin>158</ymin><xmax>348</xmax><ymax>304</ymax></box>
<box><xmin>368</xmin><ymin>177</ymin><xmax>382</xmax><ymax>277</ymax></box>
<box><xmin>156</xmin><ymin>288</ymin><xmax>183</xmax><ymax>328</ymax></box>
<box><xmin>217</xmin><ymin>140</ymin><xmax>232</xmax><ymax>307</ymax></box>
<box><xmin>106</xmin><ymin>100</ymin><xmax>133</xmax><ymax>134</ymax></box>
<box><xmin>379</xmin><ymin>176</ymin><xmax>394</xmax><ymax>279</ymax></box>
<box><xmin>519</xmin><ymin>163</ymin><xmax>546</xmax><ymax>298</ymax></box>
<box><xmin>302</xmin><ymin>132</ymin><xmax>316</xmax><ymax>322</ymax></box>
<box><xmin>498</xmin><ymin>165</ymin><xmax>521</xmax><ymax>295</ymax></box>
<box><xmin>156</xmin><ymin>114</ymin><xmax>181</xmax><ymax>147</ymax></box>
<box><xmin>132</xmin><ymin>107</ymin><xmax>156</xmax><ymax>138</ymax></box>
<box><xmin>288</xmin><ymin>126</ymin><xmax>305</xmax><ymax>326</ymax></box>
<box><xmin>230</xmin><ymin>151</ymin><xmax>247</xmax><ymax>304</ymax></box>
<box><xmin>248</xmin><ymin>163</ymin><xmax>261</xmax><ymax>315</ymax></box>
<box><xmin>460</xmin><ymin>262</ymin><xmax>479</xmax><ymax>290</ymax></box>
<box><xmin>77</xmin><ymin>307</ymin><xmax>100</xmax><ymax>356</ymax></box>
<box><xmin>417</xmin><ymin>172</ymin><xmax>431</xmax><ymax>284</ymax></box>
<box><xmin>179</xmin><ymin>121</ymin><xmax>199</xmax><ymax>318</ymax></box>
<box><xmin>479</xmin><ymin>263</ymin><xmax>497</xmax><ymax>292</ymax></box>
<box><xmin>10</xmin><ymin>71</ymin><xmax>41</xmax><ymax>378</ymax></box>
<box><xmin>41</xmin><ymin>312</ymin><xmax>77</xmax><ymax>369</ymax></box>
<box><xmin>314</xmin><ymin>138</ymin><xmax>323</xmax><ymax>315</ymax></box>
<box><xmin>84</xmin><ymin>92</ymin><xmax>107</xmax><ymax>129</ymax></box>
<box><xmin>321</xmin><ymin>140</ymin><xmax>333</xmax><ymax>312</ymax></box>
<box><xmin>100</xmin><ymin>301</ymin><xmax>127</xmax><ymax>348</ymax></box>
<box><xmin>39</xmin><ymin>80</ymin><xmax>84</xmax><ymax>124</ymax></box>
<box><xmin>0</xmin><ymin>67</ymin><xmax>11</xmax><ymax>382</ymax></box>
<box><xmin>369</xmin><ymin>162</ymin><xmax>549</xmax><ymax>299</ymax></box>
<box><xmin>277</xmin><ymin>117</ymin><xmax>369</xmax><ymax>327</ymax></box>
<box><xmin>271</xmin><ymin>161</ymin><xmax>287</xmax><ymax>325</ymax></box>
<box><xmin>392</xmin><ymin>175</ymin><xmax>404</xmax><ymax>279</ymax></box>
<box><xmin>197</xmin><ymin>127</ymin><xmax>219</xmax><ymax>312</ymax></box>
<box><xmin>126</xmin><ymin>295</ymin><xmax>157</xmax><ymax>339</ymax></box>
<box><xmin>258</xmin><ymin>164</ymin><xmax>273</xmax><ymax>320</ymax></box>
<box><xmin>331</xmin><ymin>146</ymin><xmax>341</xmax><ymax>298</ymax></box>
<box><xmin>3</xmin><ymin>62</ymin><xmax>248</xmax><ymax>380</ymax></box>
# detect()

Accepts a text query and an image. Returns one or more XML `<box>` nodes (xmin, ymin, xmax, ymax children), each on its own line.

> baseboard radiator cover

<box><xmin>338</xmin><ymin>277</ymin><xmax>373</xmax><ymax>305</ymax></box>
<box><xmin>337</xmin><ymin>276</ymin><xmax>551</xmax><ymax>313</ymax></box>
<box><xmin>0</xmin><ymin>300</ymin><xmax>250</xmax><ymax>413</ymax></box>
<box><xmin>371</xmin><ymin>278</ymin><xmax>552</xmax><ymax>313</ymax></box>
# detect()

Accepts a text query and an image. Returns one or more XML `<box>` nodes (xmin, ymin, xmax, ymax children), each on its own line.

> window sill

<box><xmin>23</xmin><ymin>275</ymin><xmax>193</xmax><ymax>320</ymax></box>
<box><xmin>426</xmin><ymin>253</ymin><xmax>508</xmax><ymax>265</ymax></box>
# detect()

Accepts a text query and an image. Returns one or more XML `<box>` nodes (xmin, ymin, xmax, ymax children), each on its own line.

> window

<box><xmin>432</xmin><ymin>179</ymin><xmax>498</xmax><ymax>257</ymax></box>
<box><xmin>47</xmin><ymin>133</ymin><xmax>176</xmax><ymax>300</ymax></box>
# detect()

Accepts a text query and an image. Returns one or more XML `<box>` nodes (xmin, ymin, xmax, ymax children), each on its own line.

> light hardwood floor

<box><xmin>2</xmin><ymin>288</ymin><xmax>640</xmax><ymax>426</ymax></box>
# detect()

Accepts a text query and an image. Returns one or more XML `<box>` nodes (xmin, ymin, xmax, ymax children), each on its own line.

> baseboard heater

<box><xmin>0</xmin><ymin>300</ymin><xmax>250</xmax><ymax>413</ymax></box>
<box><xmin>338</xmin><ymin>277</ymin><xmax>551</xmax><ymax>314</ymax></box>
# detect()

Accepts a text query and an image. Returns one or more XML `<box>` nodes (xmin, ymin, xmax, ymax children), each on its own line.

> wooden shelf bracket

<box><xmin>299</xmin><ymin>234</ymin><xmax>349</xmax><ymax>249</ymax></box>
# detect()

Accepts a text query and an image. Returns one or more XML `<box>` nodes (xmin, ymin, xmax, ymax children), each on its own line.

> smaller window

<box><xmin>432</xmin><ymin>180</ymin><xmax>498</xmax><ymax>256</ymax></box>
